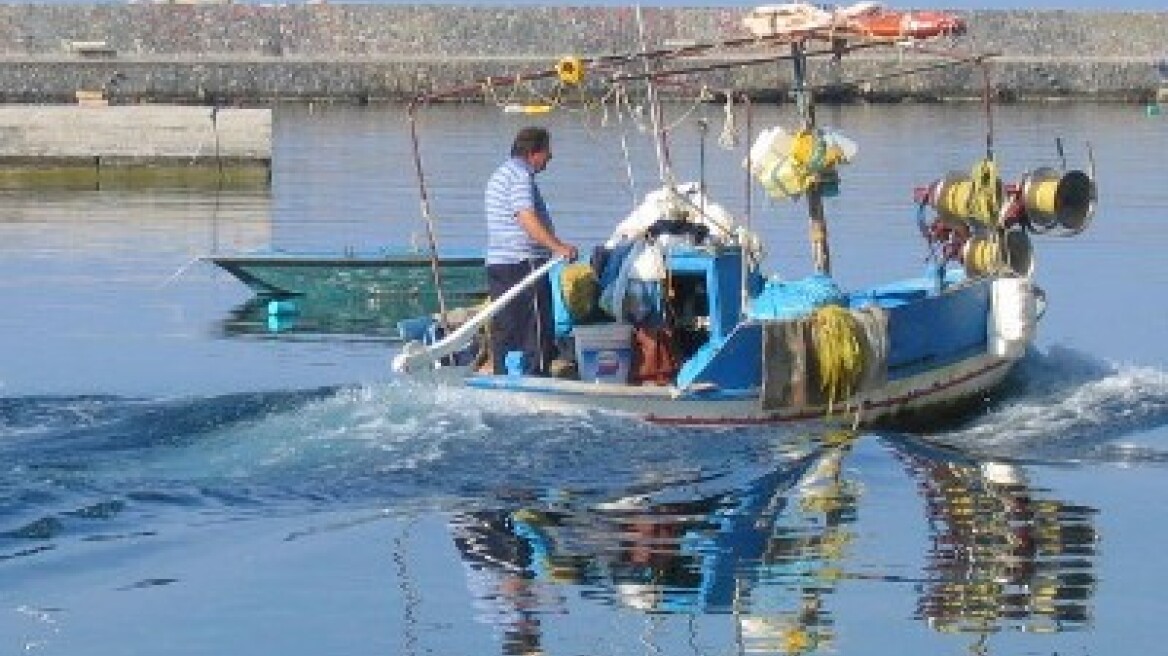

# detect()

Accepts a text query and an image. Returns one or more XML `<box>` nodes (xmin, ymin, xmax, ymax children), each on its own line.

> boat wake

<box><xmin>0</xmin><ymin>383</ymin><xmax>805</xmax><ymax>548</ymax></box>
<box><xmin>926</xmin><ymin>345</ymin><xmax>1168</xmax><ymax>463</ymax></box>
<box><xmin>3</xmin><ymin>346</ymin><xmax>1162</xmax><ymax>562</ymax></box>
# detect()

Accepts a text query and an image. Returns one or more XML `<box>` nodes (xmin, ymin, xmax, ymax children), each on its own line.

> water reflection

<box><xmin>447</xmin><ymin>433</ymin><xmax>1098</xmax><ymax>655</ymax></box>
<box><xmin>218</xmin><ymin>296</ymin><xmax>417</xmax><ymax>340</ymax></box>
<box><xmin>896</xmin><ymin>447</ymin><xmax>1098</xmax><ymax>637</ymax></box>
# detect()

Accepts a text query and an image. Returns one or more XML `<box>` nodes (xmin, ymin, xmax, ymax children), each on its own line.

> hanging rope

<box><xmin>635</xmin><ymin>5</ymin><xmax>676</xmax><ymax>188</ymax></box>
<box><xmin>661</xmin><ymin>84</ymin><xmax>712</xmax><ymax>133</ymax></box>
<box><xmin>480</xmin><ymin>75</ymin><xmax>521</xmax><ymax>109</ymax></box>
<box><xmin>967</xmin><ymin>157</ymin><xmax>1001</xmax><ymax>226</ymax></box>
<box><xmin>742</xmin><ymin>93</ymin><xmax>753</xmax><ymax>231</ymax></box>
<box><xmin>810</xmin><ymin>304</ymin><xmax>865</xmax><ymax>415</ymax></box>
<box><xmin>717</xmin><ymin>91</ymin><xmax>739</xmax><ymax>150</ymax></box>
<box><xmin>613</xmin><ymin>85</ymin><xmax>640</xmax><ymax>207</ymax></box>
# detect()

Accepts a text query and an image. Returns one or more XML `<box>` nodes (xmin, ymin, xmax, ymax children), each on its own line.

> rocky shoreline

<box><xmin>0</xmin><ymin>6</ymin><xmax>1163</xmax><ymax>103</ymax></box>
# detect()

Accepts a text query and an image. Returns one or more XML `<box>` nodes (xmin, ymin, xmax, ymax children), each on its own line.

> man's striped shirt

<box><xmin>485</xmin><ymin>157</ymin><xmax>553</xmax><ymax>265</ymax></box>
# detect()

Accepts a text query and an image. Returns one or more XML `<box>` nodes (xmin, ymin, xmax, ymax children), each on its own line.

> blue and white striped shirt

<box><xmin>484</xmin><ymin>157</ymin><xmax>554</xmax><ymax>265</ymax></box>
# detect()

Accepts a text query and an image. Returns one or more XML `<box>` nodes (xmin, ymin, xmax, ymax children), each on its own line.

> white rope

<box><xmin>635</xmin><ymin>5</ymin><xmax>674</xmax><ymax>188</ymax></box>
<box><xmin>718</xmin><ymin>92</ymin><xmax>740</xmax><ymax>150</ymax></box>
<box><xmin>614</xmin><ymin>86</ymin><xmax>640</xmax><ymax>206</ymax></box>
<box><xmin>660</xmin><ymin>85</ymin><xmax>712</xmax><ymax>133</ymax></box>
<box><xmin>157</xmin><ymin>255</ymin><xmax>202</xmax><ymax>288</ymax></box>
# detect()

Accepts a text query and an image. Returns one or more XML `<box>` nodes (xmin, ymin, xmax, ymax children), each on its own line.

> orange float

<box><xmin>848</xmin><ymin>10</ymin><xmax>966</xmax><ymax>39</ymax></box>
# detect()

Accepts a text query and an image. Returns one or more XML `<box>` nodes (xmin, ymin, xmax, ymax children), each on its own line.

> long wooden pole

<box><xmin>406</xmin><ymin>100</ymin><xmax>450</xmax><ymax>326</ymax></box>
<box><xmin>791</xmin><ymin>41</ymin><xmax>831</xmax><ymax>275</ymax></box>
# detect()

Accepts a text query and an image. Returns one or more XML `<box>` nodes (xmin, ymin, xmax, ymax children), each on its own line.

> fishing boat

<box><xmin>204</xmin><ymin>249</ymin><xmax>484</xmax><ymax>301</ymax></box>
<box><xmin>204</xmin><ymin>248</ymin><xmax>486</xmax><ymax>334</ymax></box>
<box><xmin>391</xmin><ymin>7</ymin><xmax>1096</xmax><ymax>429</ymax></box>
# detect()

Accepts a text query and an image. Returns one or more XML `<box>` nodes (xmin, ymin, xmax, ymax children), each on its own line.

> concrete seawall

<box><xmin>0</xmin><ymin>6</ymin><xmax>1163</xmax><ymax>103</ymax></box>
<box><xmin>0</xmin><ymin>105</ymin><xmax>271</xmax><ymax>188</ymax></box>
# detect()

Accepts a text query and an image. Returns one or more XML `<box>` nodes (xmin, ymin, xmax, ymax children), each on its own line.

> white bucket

<box><xmin>574</xmin><ymin>323</ymin><xmax>633</xmax><ymax>383</ymax></box>
<box><xmin>988</xmin><ymin>277</ymin><xmax>1037</xmax><ymax>359</ymax></box>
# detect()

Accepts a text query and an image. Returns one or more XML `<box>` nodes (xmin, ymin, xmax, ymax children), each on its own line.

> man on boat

<box><xmin>484</xmin><ymin>126</ymin><xmax>578</xmax><ymax>375</ymax></box>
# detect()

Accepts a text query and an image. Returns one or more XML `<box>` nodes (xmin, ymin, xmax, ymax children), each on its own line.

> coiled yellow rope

<box><xmin>967</xmin><ymin>157</ymin><xmax>1002</xmax><ymax>226</ymax></box>
<box><xmin>811</xmin><ymin>305</ymin><xmax>865</xmax><ymax>414</ymax></box>
<box><xmin>962</xmin><ymin>234</ymin><xmax>1002</xmax><ymax>276</ymax></box>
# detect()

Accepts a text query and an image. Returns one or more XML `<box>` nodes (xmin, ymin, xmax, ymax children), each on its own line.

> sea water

<box><xmin>1</xmin><ymin>102</ymin><xmax>1166</xmax><ymax>655</ymax></box>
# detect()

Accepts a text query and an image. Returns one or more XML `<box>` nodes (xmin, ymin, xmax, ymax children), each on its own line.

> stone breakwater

<box><xmin>0</xmin><ymin>105</ymin><xmax>271</xmax><ymax>188</ymax></box>
<box><xmin>0</xmin><ymin>5</ymin><xmax>1164</xmax><ymax>103</ymax></box>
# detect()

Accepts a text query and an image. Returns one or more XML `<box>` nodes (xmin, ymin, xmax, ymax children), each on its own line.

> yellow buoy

<box><xmin>556</xmin><ymin>56</ymin><xmax>585</xmax><ymax>86</ymax></box>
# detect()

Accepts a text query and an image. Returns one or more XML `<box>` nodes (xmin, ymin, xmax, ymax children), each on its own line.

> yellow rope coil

<box><xmin>810</xmin><ymin>305</ymin><xmax>866</xmax><ymax>413</ymax></box>
<box><xmin>967</xmin><ymin>157</ymin><xmax>1002</xmax><ymax>226</ymax></box>
<box><xmin>556</xmin><ymin>56</ymin><xmax>585</xmax><ymax>86</ymax></box>
<box><xmin>932</xmin><ymin>159</ymin><xmax>1002</xmax><ymax>226</ymax></box>
<box><xmin>962</xmin><ymin>234</ymin><xmax>1001</xmax><ymax>276</ymax></box>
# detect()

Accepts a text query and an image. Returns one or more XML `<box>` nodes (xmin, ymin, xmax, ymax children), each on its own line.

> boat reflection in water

<box><xmin>219</xmin><ymin>296</ymin><xmax>415</xmax><ymax>340</ymax></box>
<box><xmin>900</xmin><ymin>449</ymin><xmax>1098</xmax><ymax>637</ymax></box>
<box><xmin>448</xmin><ymin>433</ymin><xmax>1097</xmax><ymax>655</ymax></box>
<box><xmin>218</xmin><ymin>288</ymin><xmax>486</xmax><ymax>340</ymax></box>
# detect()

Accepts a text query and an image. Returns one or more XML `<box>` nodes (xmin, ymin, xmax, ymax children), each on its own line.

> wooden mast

<box><xmin>790</xmin><ymin>40</ymin><xmax>831</xmax><ymax>276</ymax></box>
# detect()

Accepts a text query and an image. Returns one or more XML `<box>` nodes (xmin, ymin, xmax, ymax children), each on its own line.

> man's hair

<box><xmin>511</xmin><ymin>126</ymin><xmax>550</xmax><ymax>157</ymax></box>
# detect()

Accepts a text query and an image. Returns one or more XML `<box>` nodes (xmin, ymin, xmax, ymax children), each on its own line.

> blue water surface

<box><xmin>2</xmin><ymin>99</ymin><xmax>1167</xmax><ymax>655</ymax></box>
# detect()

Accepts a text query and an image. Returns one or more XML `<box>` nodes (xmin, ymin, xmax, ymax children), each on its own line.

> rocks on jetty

<box><xmin>0</xmin><ymin>6</ymin><xmax>1160</xmax><ymax>103</ymax></box>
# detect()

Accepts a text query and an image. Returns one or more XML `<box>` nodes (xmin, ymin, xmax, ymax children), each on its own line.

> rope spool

<box><xmin>961</xmin><ymin>234</ymin><xmax>1001</xmax><ymax>277</ymax></box>
<box><xmin>932</xmin><ymin>172</ymin><xmax>973</xmax><ymax>218</ymax></box>
<box><xmin>810</xmin><ymin>304</ymin><xmax>865</xmax><ymax>413</ymax></box>
<box><xmin>929</xmin><ymin>158</ymin><xmax>1001</xmax><ymax>227</ymax></box>
<box><xmin>1021</xmin><ymin>167</ymin><xmax>1095</xmax><ymax>235</ymax></box>
<box><xmin>962</xmin><ymin>228</ymin><xmax>1034</xmax><ymax>277</ymax></box>
<box><xmin>556</xmin><ymin>56</ymin><xmax>585</xmax><ymax>86</ymax></box>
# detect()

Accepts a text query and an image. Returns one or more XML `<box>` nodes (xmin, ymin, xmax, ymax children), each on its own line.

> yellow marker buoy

<box><xmin>556</xmin><ymin>56</ymin><xmax>585</xmax><ymax>86</ymax></box>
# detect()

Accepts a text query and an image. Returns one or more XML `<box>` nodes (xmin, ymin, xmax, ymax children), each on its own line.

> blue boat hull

<box><xmin>435</xmin><ymin>269</ymin><xmax>1037</xmax><ymax>430</ymax></box>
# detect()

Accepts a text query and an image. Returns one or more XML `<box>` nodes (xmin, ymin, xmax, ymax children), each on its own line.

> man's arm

<box><xmin>516</xmin><ymin>209</ymin><xmax>578</xmax><ymax>261</ymax></box>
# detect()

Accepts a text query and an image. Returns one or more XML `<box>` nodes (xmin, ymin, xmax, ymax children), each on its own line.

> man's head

<box><xmin>511</xmin><ymin>126</ymin><xmax>552</xmax><ymax>173</ymax></box>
